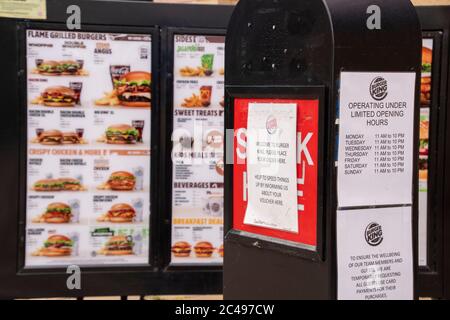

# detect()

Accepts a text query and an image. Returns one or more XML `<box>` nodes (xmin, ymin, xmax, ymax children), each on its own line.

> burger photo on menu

<box><xmin>419</xmin><ymin>158</ymin><xmax>428</xmax><ymax>181</ymax></box>
<box><xmin>32</xmin><ymin>129</ymin><xmax>86</xmax><ymax>145</ymax></box>
<box><xmin>33</xmin><ymin>60</ymin><xmax>88</xmax><ymax>76</ymax></box>
<box><xmin>95</xmin><ymin>71</ymin><xmax>151</xmax><ymax>108</ymax></box>
<box><xmin>32</xmin><ymin>202</ymin><xmax>72</xmax><ymax>224</ymax></box>
<box><xmin>194</xmin><ymin>241</ymin><xmax>214</xmax><ymax>258</ymax></box>
<box><xmin>218</xmin><ymin>244</ymin><xmax>224</xmax><ymax>258</ymax></box>
<box><xmin>98</xmin><ymin>171</ymin><xmax>136</xmax><ymax>191</ymax></box>
<box><xmin>421</xmin><ymin>46</ymin><xmax>432</xmax><ymax>106</ymax></box>
<box><xmin>97</xmin><ymin>203</ymin><xmax>136</xmax><ymax>223</ymax></box>
<box><xmin>98</xmin><ymin>235</ymin><xmax>134</xmax><ymax>256</ymax></box>
<box><xmin>31</xmin><ymin>82</ymin><xmax>83</xmax><ymax>107</ymax></box>
<box><xmin>32</xmin><ymin>177</ymin><xmax>86</xmax><ymax>192</ymax></box>
<box><xmin>97</xmin><ymin>124</ymin><xmax>139</xmax><ymax>145</ymax></box>
<box><xmin>32</xmin><ymin>235</ymin><xmax>73</xmax><ymax>257</ymax></box>
<box><xmin>31</xmin><ymin>86</ymin><xmax>80</xmax><ymax>107</ymax></box>
<box><xmin>171</xmin><ymin>241</ymin><xmax>192</xmax><ymax>258</ymax></box>
<box><xmin>420</xmin><ymin>119</ymin><xmax>429</xmax><ymax>157</ymax></box>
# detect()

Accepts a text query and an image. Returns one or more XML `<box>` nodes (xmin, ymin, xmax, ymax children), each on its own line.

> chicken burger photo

<box><xmin>33</xmin><ymin>179</ymin><xmax>64</xmax><ymax>192</ymax></box>
<box><xmin>106</xmin><ymin>124</ymin><xmax>138</xmax><ymax>144</ymax></box>
<box><xmin>39</xmin><ymin>235</ymin><xmax>73</xmax><ymax>257</ymax></box>
<box><xmin>105</xmin><ymin>203</ymin><xmax>136</xmax><ymax>223</ymax></box>
<box><xmin>40</xmin><ymin>202</ymin><xmax>72</xmax><ymax>224</ymax></box>
<box><xmin>101</xmin><ymin>235</ymin><xmax>134</xmax><ymax>256</ymax></box>
<box><xmin>107</xmin><ymin>171</ymin><xmax>136</xmax><ymax>191</ymax></box>
<box><xmin>42</xmin><ymin>86</ymin><xmax>77</xmax><ymax>107</ymax></box>
<box><xmin>59</xmin><ymin>177</ymin><xmax>83</xmax><ymax>191</ymax></box>
<box><xmin>171</xmin><ymin>241</ymin><xmax>192</xmax><ymax>258</ymax></box>
<box><xmin>115</xmin><ymin>71</ymin><xmax>151</xmax><ymax>108</ymax></box>
<box><xmin>194</xmin><ymin>241</ymin><xmax>214</xmax><ymax>258</ymax></box>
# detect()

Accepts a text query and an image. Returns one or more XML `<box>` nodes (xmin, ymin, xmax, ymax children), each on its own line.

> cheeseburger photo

<box><xmin>39</xmin><ymin>202</ymin><xmax>72</xmax><ymax>224</ymax></box>
<box><xmin>115</xmin><ymin>71</ymin><xmax>151</xmax><ymax>108</ymax></box>
<box><xmin>106</xmin><ymin>124</ymin><xmax>138</xmax><ymax>144</ymax></box>
<box><xmin>194</xmin><ymin>241</ymin><xmax>214</xmax><ymax>258</ymax></box>
<box><xmin>171</xmin><ymin>241</ymin><xmax>192</xmax><ymax>258</ymax></box>
<box><xmin>41</xmin><ymin>86</ymin><xmax>77</xmax><ymax>107</ymax></box>
<box><xmin>37</xmin><ymin>235</ymin><xmax>73</xmax><ymax>257</ymax></box>
<box><xmin>103</xmin><ymin>203</ymin><xmax>136</xmax><ymax>223</ymax></box>
<box><xmin>106</xmin><ymin>171</ymin><xmax>136</xmax><ymax>191</ymax></box>
<box><xmin>101</xmin><ymin>235</ymin><xmax>134</xmax><ymax>256</ymax></box>
<box><xmin>38</xmin><ymin>130</ymin><xmax>64</xmax><ymax>145</ymax></box>
<box><xmin>62</xmin><ymin>132</ymin><xmax>82</xmax><ymax>145</ymax></box>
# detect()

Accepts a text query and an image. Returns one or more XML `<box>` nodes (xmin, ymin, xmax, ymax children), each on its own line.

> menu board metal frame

<box><xmin>162</xmin><ymin>27</ymin><xmax>226</xmax><ymax>271</ymax></box>
<box><xmin>18</xmin><ymin>22</ymin><xmax>158</xmax><ymax>272</ymax></box>
<box><xmin>417</xmin><ymin>31</ymin><xmax>444</xmax><ymax>294</ymax></box>
<box><xmin>415</xmin><ymin>6</ymin><xmax>450</xmax><ymax>299</ymax></box>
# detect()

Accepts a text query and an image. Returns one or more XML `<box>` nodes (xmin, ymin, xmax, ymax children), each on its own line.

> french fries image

<box><xmin>181</xmin><ymin>93</ymin><xmax>203</xmax><ymax>108</ymax></box>
<box><xmin>95</xmin><ymin>90</ymin><xmax>120</xmax><ymax>106</ymax></box>
<box><xmin>180</xmin><ymin>65</ymin><xmax>216</xmax><ymax>77</ymax></box>
<box><xmin>179</xmin><ymin>66</ymin><xmax>206</xmax><ymax>77</ymax></box>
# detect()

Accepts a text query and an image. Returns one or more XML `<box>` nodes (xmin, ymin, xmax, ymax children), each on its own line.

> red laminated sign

<box><xmin>233</xmin><ymin>98</ymin><xmax>319</xmax><ymax>247</ymax></box>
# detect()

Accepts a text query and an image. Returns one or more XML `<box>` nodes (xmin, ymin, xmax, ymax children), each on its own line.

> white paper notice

<box><xmin>337</xmin><ymin>72</ymin><xmax>416</xmax><ymax>207</ymax></box>
<box><xmin>337</xmin><ymin>207</ymin><xmax>414</xmax><ymax>300</ymax></box>
<box><xmin>244</xmin><ymin>103</ymin><xmax>298</xmax><ymax>233</ymax></box>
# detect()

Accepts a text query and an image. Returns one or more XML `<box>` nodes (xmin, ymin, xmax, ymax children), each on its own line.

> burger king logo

<box><xmin>266</xmin><ymin>115</ymin><xmax>278</xmax><ymax>135</ymax></box>
<box><xmin>365</xmin><ymin>222</ymin><xmax>383</xmax><ymax>247</ymax></box>
<box><xmin>369</xmin><ymin>77</ymin><xmax>388</xmax><ymax>101</ymax></box>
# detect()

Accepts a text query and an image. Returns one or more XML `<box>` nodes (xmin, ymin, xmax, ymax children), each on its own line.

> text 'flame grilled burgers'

<box><xmin>171</xmin><ymin>241</ymin><xmax>192</xmax><ymax>257</ymax></box>
<box><xmin>42</xmin><ymin>86</ymin><xmax>77</xmax><ymax>107</ymax></box>
<box><xmin>194</xmin><ymin>241</ymin><xmax>214</xmax><ymax>258</ymax></box>
<box><xmin>107</xmin><ymin>171</ymin><xmax>136</xmax><ymax>191</ymax></box>
<box><xmin>102</xmin><ymin>235</ymin><xmax>134</xmax><ymax>255</ymax></box>
<box><xmin>106</xmin><ymin>124</ymin><xmax>138</xmax><ymax>144</ymax></box>
<box><xmin>41</xmin><ymin>235</ymin><xmax>73</xmax><ymax>257</ymax></box>
<box><xmin>115</xmin><ymin>71</ymin><xmax>151</xmax><ymax>108</ymax></box>
<box><xmin>107</xmin><ymin>203</ymin><xmax>136</xmax><ymax>223</ymax></box>
<box><xmin>42</xmin><ymin>202</ymin><xmax>72</xmax><ymax>223</ymax></box>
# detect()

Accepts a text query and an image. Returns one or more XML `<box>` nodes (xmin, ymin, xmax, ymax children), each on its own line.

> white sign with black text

<box><xmin>337</xmin><ymin>207</ymin><xmax>414</xmax><ymax>300</ymax></box>
<box><xmin>244</xmin><ymin>103</ymin><xmax>299</xmax><ymax>233</ymax></box>
<box><xmin>337</xmin><ymin>72</ymin><xmax>416</xmax><ymax>207</ymax></box>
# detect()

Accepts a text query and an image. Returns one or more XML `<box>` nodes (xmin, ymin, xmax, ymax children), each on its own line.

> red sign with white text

<box><xmin>233</xmin><ymin>99</ymin><xmax>319</xmax><ymax>247</ymax></box>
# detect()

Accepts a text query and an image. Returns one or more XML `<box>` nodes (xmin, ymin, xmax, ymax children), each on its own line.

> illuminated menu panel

<box><xmin>25</xmin><ymin>29</ymin><xmax>152</xmax><ymax>267</ymax></box>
